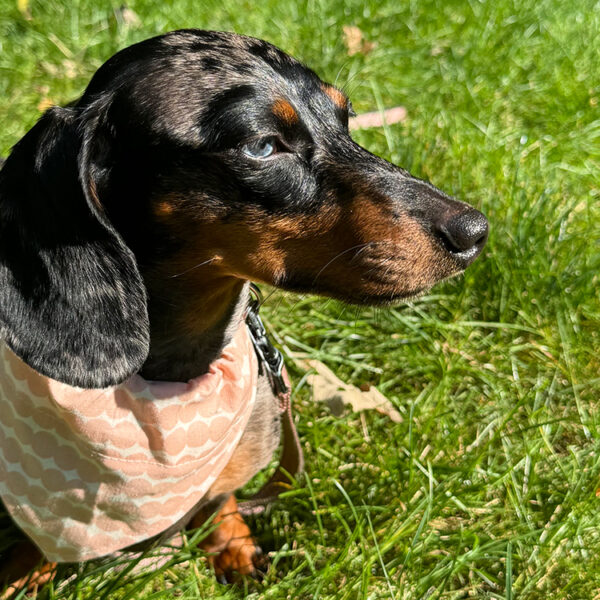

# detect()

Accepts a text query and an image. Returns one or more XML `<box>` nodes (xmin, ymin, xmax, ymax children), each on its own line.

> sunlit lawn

<box><xmin>1</xmin><ymin>0</ymin><xmax>599</xmax><ymax>597</ymax></box>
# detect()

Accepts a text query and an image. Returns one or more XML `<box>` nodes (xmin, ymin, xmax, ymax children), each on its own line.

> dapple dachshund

<box><xmin>0</xmin><ymin>29</ymin><xmax>487</xmax><ymax>591</ymax></box>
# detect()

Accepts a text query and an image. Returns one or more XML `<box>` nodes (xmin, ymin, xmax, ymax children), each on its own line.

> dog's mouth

<box><xmin>259</xmin><ymin>238</ymin><xmax>470</xmax><ymax>306</ymax></box>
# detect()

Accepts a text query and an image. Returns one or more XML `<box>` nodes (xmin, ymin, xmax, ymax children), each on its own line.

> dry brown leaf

<box><xmin>35</xmin><ymin>85</ymin><xmax>53</xmax><ymax>112</ymax></box>
<box><xmin>37</xmin><ymin>97</ymin><xmax>54</xmax><ymax>112</ymax></box>
<box><xmin>17</xmin><ymin>0</ymin><xmax>32</xmax><ymax>20</ymax></box>
<box><xmin>40</xmin><ymin>59</ymin><xmax>78</xmax><ymax>80</ymax></box>
<box><xmin>62</xmin><ymin>59</ymin><xmax>77</xmax><ymax>79</ymax></box>
<box><xmin>349</xmin><ymin>106</ymin><xmax>407</xmax><ymax>130</ymax></box>
<box><xmin>295</xmin><ymin>356</ymin><xmax>402</xmax><ymax>423</ymax></box>
<box><xmin>115</xmin><ymin>6</ymin><xmax>142</xmax><ymax>28</ymax></box>
<box><xmin>343</xmin><ymin>25</ymin><xmax>376</xmax><ymax>56</ymax></box>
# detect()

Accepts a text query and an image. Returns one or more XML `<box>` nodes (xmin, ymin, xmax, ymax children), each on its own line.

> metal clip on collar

<box><xmin>246</xmin><ymin>284</ymin><xmax>288</xmax><ymax>396</ymax></box>
<box><xmin>239</xmin><ymin>283</ymin><xmax>304</xmax><ymax>516</ymax></box>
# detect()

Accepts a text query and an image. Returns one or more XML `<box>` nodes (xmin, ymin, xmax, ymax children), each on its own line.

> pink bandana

<box><xmin>0</xmin><ymin>324</ymin><xmax>258</xmax><ymax>562</ymax></box>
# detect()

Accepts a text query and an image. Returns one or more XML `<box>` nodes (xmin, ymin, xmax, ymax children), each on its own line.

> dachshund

<box><xmin>0</xmin><ymin>29</ymin><xmax>488</xmax><ymax>591</ymax></box>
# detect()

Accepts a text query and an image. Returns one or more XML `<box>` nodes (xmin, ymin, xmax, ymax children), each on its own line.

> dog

<box><xmin>0</xmin><ymin>29</ymin><xmax>488</xmax><ymax>591</ymax></box>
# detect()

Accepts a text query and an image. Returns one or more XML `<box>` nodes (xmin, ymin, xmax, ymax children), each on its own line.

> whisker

<box><xmin>257</xmin><ymin>286</ymin><xmax>278</xmax><ymax>310</ymax></box>
<box><xmin>312</xmin><ymin>242</ymin><xmax>373</xmax><ymax>284</ymax></box>
<box><xmin>348</xmin><ymin>240</ymin><xmax>391</xmax><ymax>264</ymax></box>
<box><xmin>169</xmin><ymin>257</ymin><xmax>216</xmax><ymax>278</ymax></box>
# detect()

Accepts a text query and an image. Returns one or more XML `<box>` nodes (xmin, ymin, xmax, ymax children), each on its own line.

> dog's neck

<box><xmin>139</xmin><ymin>275</ymin><xmax>250</xmax><ymax>382</ymax></box>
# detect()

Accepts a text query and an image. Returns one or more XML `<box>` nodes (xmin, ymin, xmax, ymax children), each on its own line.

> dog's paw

<box><xmin>192</xmin><ymin>495</ymin><xmax>269</xmax><ymax>583</ymax></box>
<box><xmin>210</xmin><ymin>538</ymin><xmax>268</xmax><ymax>583</ymax></box>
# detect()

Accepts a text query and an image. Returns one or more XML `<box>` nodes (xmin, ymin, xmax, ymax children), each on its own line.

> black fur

<box><xmin>0</xmin><ymin>105</ymin><xmax>149</xmax><ymax>388</ymax></box>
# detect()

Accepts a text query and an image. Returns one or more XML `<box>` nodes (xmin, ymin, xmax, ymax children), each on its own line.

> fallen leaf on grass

<box><xmin>17</xmin><ymin>0</ymin><xmax>32</xmax><ymax>20</ymax></box>
<box><xmin>37</xmin><ymin>97</ymin><xmax>54</xmax><ymax>112</ymax></box>
<box><xmin>343</xmin><ymin>25</ymin><xmax>376</xmax><ymax>56</ymax></box>
<box><xmin>39</xmin><ymin>59</ymin><xmax>79</xmax><ymax>80</ymax></box>
<box><xmin>294</xmin><ymin>356</ymin><xmax>402</xmax><ymax>423</ymax></box>
<box><xmin>114</xmin><ymin>6</ymin><xmax>142</xmax><ymax>28</ymax></box>
<box><xmin>349</xmin><ymin>106</ymin><xmax>407</xmax><ymax>130</ymax></box>
<box><xmin>36</xmin><ymin>85</ymin><xmax>54</xmax><ymax>112</ymax></box>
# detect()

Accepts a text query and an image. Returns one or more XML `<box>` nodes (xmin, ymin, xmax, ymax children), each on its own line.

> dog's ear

<box><xmin>0</xmin><ymin>102</ymin><xmax>150</xmax><ymax>388</ymax></box>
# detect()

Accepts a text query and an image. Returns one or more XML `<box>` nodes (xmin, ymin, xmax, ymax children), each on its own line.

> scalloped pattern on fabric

<box><xmin>0</xmin><ymin>324</ymin><xmax>257</xmax><ymax>562</ymax></box>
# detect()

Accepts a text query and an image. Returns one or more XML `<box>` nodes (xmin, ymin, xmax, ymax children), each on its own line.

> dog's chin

<box><xmin>256</xmin><ymin>264</ymin><xmax>467</xmax><ymax>307</ymax></box>
<box><xmin>271</xmin><ymin>277</ymin><xmax>442</xmax><ymax>307</ymax></box>
<box><xmin>326</xmin><ymin>286</ymin><xmax>431</xmax><ymax>308</ymax></box>
<box><xmin>344</xmin><ymin>263</ymin><xmax>471</xmax><ymax>306</ymax></box>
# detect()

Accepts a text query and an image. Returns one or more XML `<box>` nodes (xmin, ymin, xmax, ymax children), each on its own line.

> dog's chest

<box><xmin>0</xmin><ymin>325</ymin><xmax>258</xmax><ymax>562</ymax></box>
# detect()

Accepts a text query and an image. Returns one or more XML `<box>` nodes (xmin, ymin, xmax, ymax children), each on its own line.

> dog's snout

<box><xmin>436</xmin><ymin>208</ymin><xmax>489</xmax><ymax>265</ymax></box>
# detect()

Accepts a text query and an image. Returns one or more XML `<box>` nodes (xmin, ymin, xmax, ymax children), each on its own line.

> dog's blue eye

<box><xmin>242</xmin><ymin>137</ymin><xmax>276</xmax><ymax>159</ymax></box>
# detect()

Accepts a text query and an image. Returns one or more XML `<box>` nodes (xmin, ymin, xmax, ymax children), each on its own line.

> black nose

<box><xmin>436</xmin><ymin>208</ymin><xmax>488</xmax><ymax>266</ymax></box>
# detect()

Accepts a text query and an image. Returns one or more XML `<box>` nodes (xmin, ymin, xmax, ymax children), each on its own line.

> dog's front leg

<box><xmin>190</xmin><ymin>495</ymin><xmax>264</xmax><ymax>582</ymax></box>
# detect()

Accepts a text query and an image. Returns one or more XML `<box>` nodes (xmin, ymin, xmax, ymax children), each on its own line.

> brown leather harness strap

<box><xmin>238</xmin><ymin>287</ymin><xmax>304</xmax><ymax>516</ymax></box>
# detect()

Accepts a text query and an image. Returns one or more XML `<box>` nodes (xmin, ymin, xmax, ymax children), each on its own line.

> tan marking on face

<box><xmin>221</xmin><ymin>204</ymin><xmax>346</xmax><ymax>284</ymax></box>
<box><xmin>154</xmin><ymin>200</ymin><xmax>175</xmax><ymax>217</ymax></box>
<box><xmin>341</xmin><ymin>196</ymin><xmax>456</xmax><ymax>295</ymax></box>
<box><xmin>212</xmin><ymin>199</ymin><xmax>453</xmax><ymax>299</ymax></box>
<box><xmin>272</xmin><ymin>98</ymin><xmax>298</xmax><ymax>124</ymax></box>
<box><xmin>322</xmin><ymin>84</ymin><xmax>348</xmax><ymax>110</ymax></box>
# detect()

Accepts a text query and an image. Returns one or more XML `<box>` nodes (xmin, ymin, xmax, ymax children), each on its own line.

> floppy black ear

<box><xmin>0</xmin><ymin>104</ymin><xmax>149</xmax><ymax>388</ymax></box>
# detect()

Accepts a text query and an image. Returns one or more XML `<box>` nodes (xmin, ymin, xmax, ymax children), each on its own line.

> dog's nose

<box><xmin>436</xmin><ymin>208</ymin><xmax>488</xmax><ymax>266</ymax></box>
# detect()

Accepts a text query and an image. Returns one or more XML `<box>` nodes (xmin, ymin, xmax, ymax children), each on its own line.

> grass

<box><xmin>1</xmin><ymin>0</ymin><xmax>599</xmax><ymax>597</ymax></box>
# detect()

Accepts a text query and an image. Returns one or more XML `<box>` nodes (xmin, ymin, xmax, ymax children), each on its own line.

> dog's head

<box><xmin>0</xmin><ymin>30</ymin><xmax>487</xmax><ymax>388</ymax></box>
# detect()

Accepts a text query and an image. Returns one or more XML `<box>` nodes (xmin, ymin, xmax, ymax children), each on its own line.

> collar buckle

<box><xmin>246</xmin><ymin>284</ymin><xmax>288</xmax><ymax>396</ymax></box>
